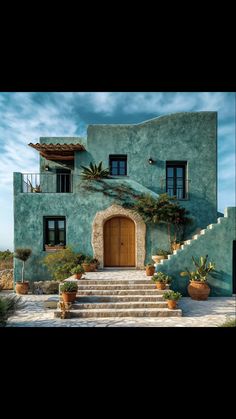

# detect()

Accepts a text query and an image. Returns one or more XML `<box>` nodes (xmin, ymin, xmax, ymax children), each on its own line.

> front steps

<box><xmin>54</xmin><ymin>278</ymin><xmax>182</xmax><ymax>318</ymax></box>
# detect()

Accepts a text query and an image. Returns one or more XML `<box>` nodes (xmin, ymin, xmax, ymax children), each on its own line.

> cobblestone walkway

<box><xmin>3</xmin><ymin>271</ymin><xmax>235</xmax><ymax>327</ymax></box>
<box><xmin>4</xmin><ymin>293</ymin><xmax>236</xmax><ymax>327</ymax></box>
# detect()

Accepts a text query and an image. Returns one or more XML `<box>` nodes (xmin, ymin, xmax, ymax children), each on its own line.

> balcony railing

<box><xmin>22</xmin><ymin>173</ymin><xmax>73</xmax><ymax>193</ymax></box>
<box><xmin>160</xmin><ymin>178</ymin><xmax>190</xmax><ymax>199</ymax></box>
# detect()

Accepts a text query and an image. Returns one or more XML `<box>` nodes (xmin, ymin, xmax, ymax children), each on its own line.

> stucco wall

<box><xmin>87</xmin><ymin>112</ymin><xmax>217</xmax><ymax>232</ymax></box>
<box><xmin>156</xmin><ymin>207</ymin><xmax>236</xmax><ymax>296</ymax></box>
<box><xmin>14</xmin><ymin>112</ymin><xmax>218</xmax><ymax>282</ymax></box>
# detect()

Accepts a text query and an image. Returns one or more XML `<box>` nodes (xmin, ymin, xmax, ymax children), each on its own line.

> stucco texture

<box><xmin>14</xmin><ymin>112</ymin><xmax>220</xmax><ymax>285</ymax></box>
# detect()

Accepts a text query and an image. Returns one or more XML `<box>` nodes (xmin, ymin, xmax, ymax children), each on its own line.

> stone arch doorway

<box><xmin>92</xmin><ymin>204</ymin><xmax>146</xmax><ymax>269</ymax></box>
<box><xmin>104</xmin><ymin>216</ymin><xmax>135</xmax><ymax>267</ymax></box>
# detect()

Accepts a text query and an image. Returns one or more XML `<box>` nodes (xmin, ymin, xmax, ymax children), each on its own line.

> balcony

<box><xmin>160</xmin><ymin>178</ymin><xmax>190</xmax><ymax>200</ymax></box>
<box><xmin>22</xmin><ymin>173</ymin><xmax>73</xmax><ymax>193</ymax></box>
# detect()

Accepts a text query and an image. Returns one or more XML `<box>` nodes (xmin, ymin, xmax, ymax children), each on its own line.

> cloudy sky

<box><xmin>0</xmin><ymin>92</ymin><xmax>235</xmax><ymax>250</ymax></box>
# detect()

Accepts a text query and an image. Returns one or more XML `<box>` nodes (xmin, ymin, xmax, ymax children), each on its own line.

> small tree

<box><xmin>130</xmin><ymin>193</ymin><xmax>191</xmax><ymax>252</ymax></box>
<box><xmin>14</xmin><ymin>248</ymin><xmax>32</xmax><ymax>282</ymax></box>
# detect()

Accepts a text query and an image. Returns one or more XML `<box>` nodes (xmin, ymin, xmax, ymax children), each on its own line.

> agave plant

<box><xmin>80</xmin><ymin>161</ymin><xmax>109</xmax><ymax>180</ymax></box>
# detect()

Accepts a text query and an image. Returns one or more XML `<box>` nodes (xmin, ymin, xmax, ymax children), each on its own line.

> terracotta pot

<box><xmin>152</xmin><ymin>255</ymin><xmax>167</xmax><ymax>264</ymax></box>
<box><xmin>156</xmin><ymin>282</ymin><xmax>166</xmax><ymax>290</ymax></box>
<box><xmin>15</xmin><ymin>281</ymin><xmax>29</xmax><ymax>295</ymax></box>
<box><xmin>187</xmin><ymin>280</ymin><xmax>210</xmax><ymax>300</ymax></box>
<box><xmin>62</xmin><ymin>291</ymin><xmax>77</xmax><ymax>303</ymax></box>
<box><xmin>90</xmin><ymin>263</ymin><xmax>97</xmax><ymax>272</ymax></box>
<box><xmin>146</xmin><ymin>266</ymin><xmax>155</xmax><ymax>276</ymax></box>
<box><xmin>82</xmin><ymin>263</ymin><xmax>93</xmax><ymax>272</ymax></box>
<box><xmin>167</xmin><ymin>300</ymin><xmax>177</xmax><ymax>309</ymax></box>
<box><xmin>172</xmin><ymin>243</ymin><xmax>181</xmax><ymax>251</ymax></box>
<box><xmin>73</xmin><ymin>273</ymin><xmax>82</xmax><ymax>280</ymax></box>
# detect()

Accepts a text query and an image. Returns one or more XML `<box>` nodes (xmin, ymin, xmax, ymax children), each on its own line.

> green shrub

<box><xmin>60</xmin><ymin>282</ymin><xmax>78</xmax><ymax>293</ymax></box>
<box><xmin>152</xmin><ymin>272</ymin><xmax>172</xmax><ymax>283</ymax></box>
<box><xmin>219</xmin><ymin>318</ymin><xmax>236</xmax><ymax>327</ymax></box>
<box><xmin>70</xmin><ymin>265</ymin><xmax>85</xmax><ymax>274</ymax></box>
<box><xmin>0</xmin><ymin>295</ymin><xmax>22</xmax><ymax>326</ymax></box>
<box><xmin>156</xmin><ymin>249</ymin><xmax>169</xmax><ymax>256</ymax></box>
<box><xmin>43</xmin><ymin>247</ymin><xmax>85</xmax><ymax>281</ymax></box>
<box><xmin>163</xmin><ymin>291</ymin><xmax>182</xmax><ymax>301</ymax></box>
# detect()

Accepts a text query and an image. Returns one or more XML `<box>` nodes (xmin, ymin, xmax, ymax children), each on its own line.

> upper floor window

<box><xmin>44</xmin><ymin>217</ymin><xmax>66</xmax><ymax>249</ymax></box>
<box><xmin>109</xmin><ymin>155</ymin><xmax>127</xmax><ymax>176</ymax></box>
<box><xmin>166</xmin><ymin>161</ymin><xmax>187</xmax><ymax>199</ymax></box>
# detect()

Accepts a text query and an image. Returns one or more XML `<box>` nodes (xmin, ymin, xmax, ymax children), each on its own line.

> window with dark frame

<box><xmin>109</xmin><ymin>155</ymin><xmax>127</xmax><ymax>176</ymax></box>
<box><xmin>166</xmin><ymin>161</ymin><xmax>187</xmax><ymax>199</ymax></box>
<box><xmin>56</xmin><ymin>169</ymin><xmax>71</xmax><ymax>193</ymax></box>
<box><xmin>44</xmin><ymin>217</ymin><xmax>66</xmax><ymax>248</ymax></box>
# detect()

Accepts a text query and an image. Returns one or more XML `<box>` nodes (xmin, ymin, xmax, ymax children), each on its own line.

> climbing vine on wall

<box><xmin>80</xmin><ymin>179</ymin><xmax>141</xmax><ymax>203</ymax></box>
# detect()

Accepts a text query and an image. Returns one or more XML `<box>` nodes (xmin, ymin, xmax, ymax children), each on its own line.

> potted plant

<box><xmin>152</xmin><ymin>249</ymin><xmax>169</xmax><ymax>264</ymax></box>
<box><xmin>45</xmin><ymin>243</ymin><xmax>65</xmax><ymax>252</ymax></box>
<box><xmin>14</xmin><ymin>248</ymin><xmax>32</xmax><ymax>294</ymax></box>
<box><xmin>180</xmin><ymin>255</ymin><xmax>215</xmax><ymax>300</ymax></box>
<box><xmin>152</xmin><ymin>272</ymin><xmax>172</xmax><ymax>290</ymax></box>
<box><xmin>90</xmin><ymin>258</ymin><xmax>100</xmax><ymax>271</ymax></box>
<box><xmin>163</xmin><ymin>290</ymin><xmax>182</xmax><ymax>309</ymax></box>
<box><xmin>60</xmin><ymin>281</ymin><xmax>78</xmax><ymax>303</ymax></box>
<box><xmin>82</xmin><ymin>256</ymin><xmax>94</xmax><ymax>272</ymax></box>
<box><xmin>145</xmin><ymin>263</ymin><xmax>155</xmax><ymax>276</ymax></box>
<box><xmin>70</xmin><ymin>264</ymin><xmax>85</xmax><ymax>279</ymax></box>
<box><xmin>171</xmin><ymin>240</ymin><xmax>182</xmax><ymax>252</ymax></box>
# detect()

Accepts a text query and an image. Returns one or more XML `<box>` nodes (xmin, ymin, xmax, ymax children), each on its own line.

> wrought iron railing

<box><xmin>22</xmin><ymin>173</ymin><xmax>73</xmax><ymax>193</ymax></box>
<box><xmin>160</xmin><ymin>178</ymin><xmax>190</xmax><ymax>199</ymax></box>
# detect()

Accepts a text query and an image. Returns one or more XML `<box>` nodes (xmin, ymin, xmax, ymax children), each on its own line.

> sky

<box><xmin>0</xmin><ymin>92</ymin><xmax>235</xmax><ymax>250</ymax></box>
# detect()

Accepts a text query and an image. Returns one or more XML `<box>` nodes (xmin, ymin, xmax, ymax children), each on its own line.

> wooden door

<box><xmin>104</xmin><ymin>217</ymin><xmax>135</xmax><ymax>267</ymax></box>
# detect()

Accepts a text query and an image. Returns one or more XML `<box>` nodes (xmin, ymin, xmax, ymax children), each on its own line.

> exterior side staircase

<box><xmin>156</xmin><ymin>215</ymin><xmax>228</xmax><ymax>267</ymax></box>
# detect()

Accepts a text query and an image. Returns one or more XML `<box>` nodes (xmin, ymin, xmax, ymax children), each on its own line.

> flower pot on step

<box><xmin>167</xmin><ymin>300</ymin><xmax>177</xmax><ymax>309</ymax></box>
<box><xmin>146</xmin><ymin>266</ymin><xmax>155</xmax><ymax>276</ymax></box>
<box><xmin>156</xmin><ymin>282</ymin><xmax>166</xmax><ymax>290</ymax></box>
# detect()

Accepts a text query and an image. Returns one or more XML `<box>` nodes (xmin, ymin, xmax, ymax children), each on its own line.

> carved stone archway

<box><xmin>92</xmin><ymin>204</ymin><xmax>146</xmax><ymax>269</ymax></box>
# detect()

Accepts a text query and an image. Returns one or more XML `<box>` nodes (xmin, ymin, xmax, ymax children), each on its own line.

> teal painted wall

<box><xmin>14</xmin><ymin>112</ymin><xmax>218</xmax><ymax>283</ymax></box>
<box><xmin>156</xmin><ymin>207</ymin><xmax>236</xmax><ymax>296</ymax></box>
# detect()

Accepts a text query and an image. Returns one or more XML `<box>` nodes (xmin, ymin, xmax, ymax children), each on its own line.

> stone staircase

<box><xmin>54</xmin><ymin>278</ymin><xmax>182</xmax><ymax>318</ymax></box>
<box><xmin>155</xmin><ymin>207</ymin><xmax>236</xmax><ymax>296</ymax></box>
<box><xmin>156</xmin><ymin>213</ymin><xmax>228</xmax><ymax>268</ymax></box>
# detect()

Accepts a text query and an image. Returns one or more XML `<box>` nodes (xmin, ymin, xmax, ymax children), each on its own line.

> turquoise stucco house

<box><xmin>13</xmin><ymin>112</ymin><xmax>236</xmax><ymax>295</ymax></box>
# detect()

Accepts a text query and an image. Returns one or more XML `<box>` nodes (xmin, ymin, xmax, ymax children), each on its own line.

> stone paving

<box><xmin>3</xmin><ymin>270</ymin><xmax>236</xmax><ymax>327</ymax></box>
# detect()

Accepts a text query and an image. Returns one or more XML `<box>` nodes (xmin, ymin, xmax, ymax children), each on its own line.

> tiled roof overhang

<box><xmin>28</xmin><ymin>142</ymin><xmax>85</xmax><ymax>161</ymax></box>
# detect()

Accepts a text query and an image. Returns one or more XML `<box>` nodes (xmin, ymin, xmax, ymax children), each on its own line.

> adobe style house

<box><xmin>13</xmin><ymin>112</ymin><xmax>235</xmax><ymax>295</ymax></box>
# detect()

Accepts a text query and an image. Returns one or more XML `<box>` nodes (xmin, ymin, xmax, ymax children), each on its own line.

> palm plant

<box><xmin>14</xmin><ymin>248</ymin><xmax>32</xmax><ymax>282</ymax></box>
<box><xmin>80</xmin><ymin>161</ymin><xmax>109</xmax><ymax>180</ymax></box>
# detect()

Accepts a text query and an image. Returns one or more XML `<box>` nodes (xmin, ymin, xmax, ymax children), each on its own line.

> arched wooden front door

<box><xmin>104</xmin><ymin>217</ymin><xmax>135</xmax><ymax>267</ymax></box>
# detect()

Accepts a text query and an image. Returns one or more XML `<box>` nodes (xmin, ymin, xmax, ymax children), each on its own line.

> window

<box><xmin>44</xmin><ymin>217</ymin><xmax>66</xmax><ymax>247</ymax></box>
<box><xmin>109</xmin><ymin>155</ymin><xmax>127</xmax><ymax>176</ymax></box>
<box><xmin>56</xmin><ymin>169</ymin><xmax>72</xmax><ymax>193</ymax></box>
<box><xmin>166</xmin><ymin>161</ymin><xmax>187</xmax><ymax>199</ymax></box>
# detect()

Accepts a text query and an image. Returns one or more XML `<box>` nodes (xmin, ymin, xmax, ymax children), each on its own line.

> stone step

<box><xmin>54</xmin><ymin>307</ymin><xmax>182</xmax><ymax>318</ymax></box>
<box><xmin>76</xmin><ymin>295</ymin><xmax>165</xmax><ymax>302</ymax></box>
<box><xmin>76</xmin><ymin>289</ymin><xmax>168</xmax><ymax>296</ymax></box>
<box><xmin>184</xmin><ymin>239</ymin><xmax>191</xmax><ymax>245</ymax></box>
<box><xmin>75</xmin><ymin>279</ymin><xmax>153</xmax><ymax>285</ymax></box>
<box><xmin>77</xmin><ymin>284</ymin><xmax>157</xmax><ymax>290</ymax></box>
<box><xmin>71</xmin><ymin>301</ymin><xmax>168</xmax><ymax>309</ymax></box>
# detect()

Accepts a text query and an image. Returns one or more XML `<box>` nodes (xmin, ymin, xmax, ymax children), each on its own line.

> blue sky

<box><xmin>0</xmin><ymin>92</ymin><xmax>235</xmax><ymax>250</ymax></box>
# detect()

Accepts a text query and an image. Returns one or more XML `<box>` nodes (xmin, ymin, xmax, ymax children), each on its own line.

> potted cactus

<box><xmin>163</xmin><ymin>290</ymin><xmax>182</xmax><ymax>309</ymax></box>
<box><xmin>180</xmin><ymin>255</ymin><xmax>215</xmax><ymax>300</ymax></box>
<box><xmin>152</xmin><ymin>272</ymin><xmax>172</xmax><ymax>290</ymax></box>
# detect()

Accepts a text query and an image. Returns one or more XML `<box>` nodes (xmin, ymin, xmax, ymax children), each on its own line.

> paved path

<box><xmin>3</xmin><ymin>271</ymin><xmax>235</xmax><ymax>327</ymax></box>
<box><xmin>4</xmin><ymin>293</ymin><xmax>236</xmax><ymax>327</ymax></box>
